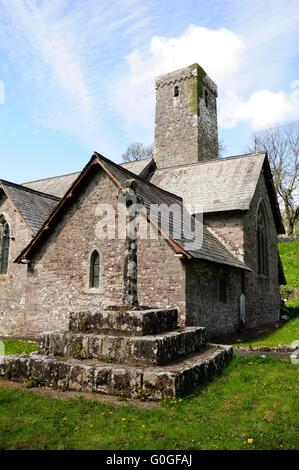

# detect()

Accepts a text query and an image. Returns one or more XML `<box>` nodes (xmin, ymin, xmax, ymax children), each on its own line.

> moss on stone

<box><xmin>188</xmin><ymin>64</ymin><xmax>206</xmax><ymax>114</ymax></box>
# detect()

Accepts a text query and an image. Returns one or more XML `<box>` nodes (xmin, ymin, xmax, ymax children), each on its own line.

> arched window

<box><xmin>256</xmin><ymin>201</ymin><xmax>269</xmax><ymax>276</ymax></box>
<box><xmin>0</xmin><ymin>216</ymin><xmax>10</xmax><ymax>275</ymax></box>
<box><xmin>89</xmin><ymin>250</ymin><xmax>100</xmax><ymax>288</ymax></box>
<box><xmin>174</xmin><ymin>86</ymin><xmax>179</xmax><ymax>97</ymax></box>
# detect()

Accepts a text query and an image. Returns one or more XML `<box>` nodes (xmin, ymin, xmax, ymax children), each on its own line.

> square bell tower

<box><xmin>154</xmin><ymin>64</ymin><xmax>219</xmax><ymax>169</ymax></box>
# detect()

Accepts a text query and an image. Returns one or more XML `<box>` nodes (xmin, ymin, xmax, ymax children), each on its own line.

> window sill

<box><xmin>0</xmin><ymin>274</ymin><xmax>9</xmax><ymax>281</ymax></box>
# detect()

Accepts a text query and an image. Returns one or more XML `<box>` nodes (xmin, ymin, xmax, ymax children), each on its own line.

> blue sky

<box><xmin>1</xmin><ymin>0</ymin><xmax>299</xmax><ymax>183</ymax></box>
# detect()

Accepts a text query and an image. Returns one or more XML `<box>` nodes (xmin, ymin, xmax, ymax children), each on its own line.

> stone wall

<box><xmin>0</xmin><ymin>163</ymin><xmax>281</xmax><ymax>339</ymax></box>
<box><xmin>23</xmin><ymin>169</ymin><xmax>186</xmax><ymax>336</ymax></box>
<box><xmin>0</xmin><ymin>193</ymin><xmax>33</xmax><ymax>336</ymax></box>
<box><xmin>243</xmin><ymin>174</ymin><xmax>281</xmax><ymax>327</ymax></box>
<box><xmin>154</xmin><ymin>64</ymin><xmax>218</xmax><ymax>169</ymax></box>
<box><xmin>204</xmin><ymin>173</ymin><xmax>281</xmax><ymax>330</ymax></box>
<box><xmin>185</xmin><ymin>260</ymin><xmax>243</xmax><ymax>338</ymax></box>
<box><xmin>204</xmin><ymin>211</ymin><xmax>245</xmax><ymax>259</ymax></box>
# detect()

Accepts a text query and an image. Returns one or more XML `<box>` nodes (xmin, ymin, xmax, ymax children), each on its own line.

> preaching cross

<box><xmin>119</xmin><ymin>179</ymin><xmax>142</xmax><ymax>308</ymax></box>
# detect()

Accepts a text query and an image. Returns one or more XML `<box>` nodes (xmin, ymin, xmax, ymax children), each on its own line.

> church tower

<box><xmin>154</xmin><ymin>63</ymin><xmax>219</xmax><ymax>169</ymax></box>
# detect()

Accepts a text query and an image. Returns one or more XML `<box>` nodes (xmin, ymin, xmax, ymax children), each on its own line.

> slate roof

<box><xmin>23</xmin><ymin>172</ymin><xmax>80</xmax><ymax>198</ymax></box>
<box><xmin>150</xmin><ymin>152</ymin><xmax>266</xmax><ymax>213</ymax></box>
<box><xmin>0</xmin><ymin>180</ymin><xmax>60</xmax><ymax>233</ymax></box>
<box><xmin>15</xmin><ymin>153</ymin><xmax>249</xmax><ymax>271</ymax></box>
<box><xmin>150</xmin><ymin>152</ymin><xmax>284</xmax><ymax>234</ymax></box>
<box><xmin>23</xmin><ymin>159</ymin><xmax>151</xmax><ymax>198</ymax></box>
<box><xmin>120</xmin><ymin>158</ymin><xmax>152</xmax><ymax>175</ymax></box>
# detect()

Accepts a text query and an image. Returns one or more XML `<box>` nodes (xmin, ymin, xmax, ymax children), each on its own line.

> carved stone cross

<box><xmin>119</xmin><ymin>179</ymin><xmax>141</xmax><ymax>308</ymax></box>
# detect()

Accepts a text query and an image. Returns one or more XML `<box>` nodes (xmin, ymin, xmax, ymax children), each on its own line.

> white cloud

<box><xmin>0</xmin><ymin>0</ymin><xmax>96</xmax><ymax>142</ymax></box>
<box><xmin>112</xmin><ymin>23</ymin><xmax>299</xmax><ymax>138</ymax></box>
<box><xmin>112</xmin><ymin>25</ymin><xmax>246</xmax><ymax>138</ymax></box>
<box><xmin>0</xmin><ymin>0</ymin><xmax>151</xmax><ymax>157</ymax></box>
<box><xmin>1</xmin><ymin>0</ymin><xmax>299</xmax><ymax>160</ymax></box>
<box><xmin>219</xmin><ymin>86</ymin><xmax>299</xmax><ymax>129</ymax></box>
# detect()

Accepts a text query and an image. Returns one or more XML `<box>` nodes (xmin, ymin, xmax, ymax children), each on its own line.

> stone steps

<box><xmin>40</xmin><ymin>327</ymin><xmax>206</xmax><ymax>366</ymax></box>
<box><xmin>0</xmin><ymin>344</ymin><xmax>233</xmax><ymax>400</ymax></box>
<box><xmin>0</xmin><ymin>308</ymin><xmax>233</xmax><ymax>400</ymax></box>
<box><xmin>69</xmin><ymin>308</ymin><xmax>178</xmax><ymax>336</ymax></box>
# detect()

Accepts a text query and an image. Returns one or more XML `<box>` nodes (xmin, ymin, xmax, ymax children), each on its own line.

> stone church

<box><xmin>0</xmin><ymin>63</ymin><xmax>286</xmax><ymax>339</ymax></box>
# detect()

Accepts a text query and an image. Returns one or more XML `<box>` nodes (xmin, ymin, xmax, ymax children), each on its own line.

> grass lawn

<box><xmin>279</xmin><ymin>241</ymin><xmax>299</xmax><ymax>290</ymax></box>
<box><xmin>236</xmin><ymin>300</ymin><xmax>299</xmax><ymax>348</ymax></box>
<box><xmin>1</xmin><ymin>339</ymin><xmax>38</xmax><ymax>355</ymax></box>
<box><xmin>0</xmin><ymin>241</ymin><xmax>298</xmax><ymax>450</ymax></box>
<box><xmin>236</xmin><ymin>241</ymin><xmax>299</xmax><ymax>348</ymax></box>
<box><xmin>0</xmin><ymin>356</ymin><xmax>298</xmax><ymax>450</ymax></box>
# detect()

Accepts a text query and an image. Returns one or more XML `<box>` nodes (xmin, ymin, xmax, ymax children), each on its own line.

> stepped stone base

<box><xmin>0</xmin><ymin>344</ymin><xmax>232</xmax><ymax>400</ymax></box>
<box><xmin>69</xmin><ymin>308</ymin><xmax>178</xmax><ymax>336</ymax></box>
<box><xmin>40</xmin><ymin>327</ymin><xmax>206</xmax><ymax>366</ymax></box>
<box><xmin>0</xmin><ymin>308</ymin><xmax>234</xmax><ymax>400</ymax></box>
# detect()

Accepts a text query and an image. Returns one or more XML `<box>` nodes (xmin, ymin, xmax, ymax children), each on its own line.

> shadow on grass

<box><xmin>233</xmin><ymin>299</ymin><xmax>299</xmax><ymax>347</ymax></box>
<box><xmin>283</xmin><ymin>300</ymin><xmax>299</xmax><ymax>319</ymax></box>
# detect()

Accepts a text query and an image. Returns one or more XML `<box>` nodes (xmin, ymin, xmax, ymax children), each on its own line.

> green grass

<box><xmin>236</xmin><ymin>241</ymin><xmax>299</xmax><ymax>348</ymax></box>
<box><xmin>279</xmin><ymin>241</ymin><xmax>299</xmax><ymax>290</ymax></box>
<box><xmin>0</xmin><ymin>241</ymin><xmax>298</xmax><ymax>449</ymax></box>
<box><xmin>236</xmin><ymin>300</ymin><xmax>299</xmax><ymax>348</ymax></box>
<box><xmin>1</xmin><ymin>339</ymin><xmax>39</xmax><ymax>355</ymax></box>
<box><xmin>0</xmin><ymin>356</ymin><xmax>298</xmax><ymax>450</ymax></box>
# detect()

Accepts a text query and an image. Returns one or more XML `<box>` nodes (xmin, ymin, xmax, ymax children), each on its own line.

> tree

<box><xmin>122</xmin><ymin>142</ymin><xmax>153</xmax><ymax>162</ymax></box>
<box><xmin>249</xmin><ymin>121</ymin><xmax>299</xmax><ymax>235</ymax></box>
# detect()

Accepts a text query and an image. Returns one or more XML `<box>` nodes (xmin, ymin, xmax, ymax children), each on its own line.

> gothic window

<box><xmin>89</xmin><ymin>250</ymin><xmax>100</xmax><ymax>288</ymax></box>
<box><xmin>0</xmin><ymin>216</ymin><xmax>10</xmax><ymax>275</ymax></box>
<box><xmin>218</xmin><ymin>275</ymin><xmax>228</xmax><ymax>303</ymax></box>
<box><xmin>174</xmin><ymin>86</ymin><xmax>179</xmax><ymax>97</ymax></box>
<box><xmin>256</xmin><ymin>201</ymin><xmax>269</xmax><ymax>276</ymax></box>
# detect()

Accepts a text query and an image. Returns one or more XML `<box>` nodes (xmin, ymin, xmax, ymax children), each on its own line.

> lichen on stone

<box><xmin>188</xmin><ymin>63</ymin><xmax>206</xmax><ymax>114</ymax></box>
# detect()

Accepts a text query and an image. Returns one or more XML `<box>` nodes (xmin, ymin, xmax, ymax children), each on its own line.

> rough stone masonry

<box><xmin>0</xmin><ymin>307</ymin><xmax>233</xmax><ymax>400</ymax></box>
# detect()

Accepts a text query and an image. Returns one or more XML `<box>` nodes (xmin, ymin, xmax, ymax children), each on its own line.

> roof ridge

<box><xmin>94</xmin><ymin>152</ymin><xmax>182</xmax><ymax>202</ymax></box>
<box><xmin>0</xmin><ymin>179</ymin><xmax>60</xmax><ymax>201</ymax></box>
<box><xmin>154</xmin><ymin>152</ymin><xmax>265</xmax><ymax>172</ymax></box>
<box><xmin>22</xmin><ymin>158</ymin><xmax>152</xmax><ymax>186</ymax></box>
<box><xmin>15</xmin><ymin>153</ymin><xmax>185</xmax><ymax>263</ymax></box>
<box><xmin>120</xmin><ymin>157</ymin><xmax>151</xmax><ymax>164</ymax></box>
<box><xmin>14</xmin><ymin>152</ymin><xmax>249</xmax><ymax>270</ymax></box>
<box><xmin>22</xmin><ymin>171</ymin><xmax>81</xmax><ymax>185</ymax></box>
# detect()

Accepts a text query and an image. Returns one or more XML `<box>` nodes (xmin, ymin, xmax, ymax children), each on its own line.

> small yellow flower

<box><xmin>121</xmin><ymin>418</ymin><xmax>126</xmax><ymax>421</ymax></box>
<box><xmin>142</xmin><ymin>424</ymin><xmax>146</xmax><ymax>428</ymax></box>
<box><xmin>247</xmin><ymin>438</ymin><xmax>254</xmax><ymax>444</ymax></box>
